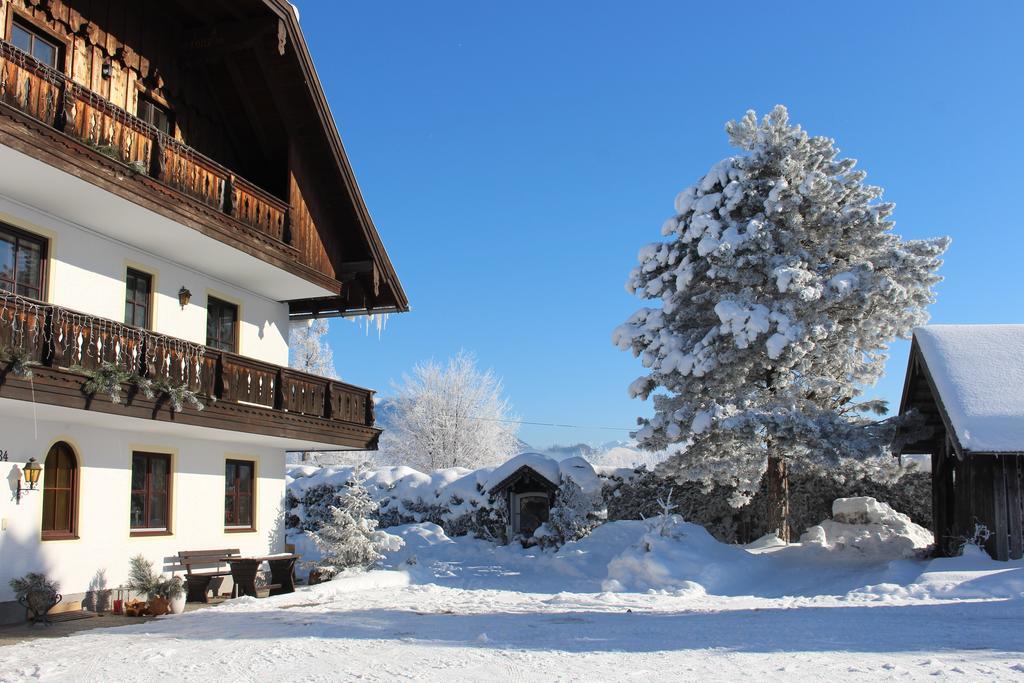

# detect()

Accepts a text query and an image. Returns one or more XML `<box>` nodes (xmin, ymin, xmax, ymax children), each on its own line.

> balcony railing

<box><xmin>0</xmin><ymin>41</ymin><xmax>288</xmax><ymax>245</ymax></box>
<box><xmin>0</xmin><ymin>293</ymin><xmax>374</xmax><ymax>428</ymax></box>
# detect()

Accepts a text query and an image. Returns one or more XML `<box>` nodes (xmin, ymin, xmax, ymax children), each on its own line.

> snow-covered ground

<box><xmin>2</xmin><ymin>518</ymin><xmax>1024</xmax><ymax>681</ymax></box>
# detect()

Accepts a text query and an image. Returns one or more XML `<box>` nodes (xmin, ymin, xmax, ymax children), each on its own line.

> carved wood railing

<box><xmin>0</xmin><ymin>294</ymin><xmax>375</xmax><ymax>428</ymax></box>
<box><xmin>0</xmin><ymin>41</ymin><xmax>290</xmax><ymax>247</ymax></box>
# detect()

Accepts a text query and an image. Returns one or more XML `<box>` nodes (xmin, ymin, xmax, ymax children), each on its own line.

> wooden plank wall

<box><xmin>961</xmin><ymin>453</ymin><xmax>1024</xmax><ymax>561</ymax></box>
<box><xmin>288</xmin><ymin>142</ymin><xmax>335</xmax><ymax>277</ymax></box>
<box><xmin>2</xmin><ymin>0</ymin><xmax>238</xmax><ymax>170</ymax></box>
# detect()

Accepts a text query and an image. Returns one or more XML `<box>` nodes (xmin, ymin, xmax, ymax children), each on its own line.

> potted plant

<box><xmin>157</xmin><ymin>576</ymin><xmax>186</xmax><ymax>615</ymax></box>
<box><xmin>9</xmin><ymin>572</ymin><xmax>62</xmax><ymax>625</ymax></box>
<box><xmin>126</xmin><ymin>555</ymin><xmax>181</xmax><ymax>616</ymax></box>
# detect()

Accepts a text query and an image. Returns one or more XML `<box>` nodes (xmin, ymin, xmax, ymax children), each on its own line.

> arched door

<box><xmin>41</xmin><ymin>441</ymin><xmax>78</xmax><ymax>540</ymax></box>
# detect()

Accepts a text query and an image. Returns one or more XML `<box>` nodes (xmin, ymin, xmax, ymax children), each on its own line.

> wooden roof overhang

<box><xmin>166</xmin><ymin>0</ymin><xmax>409</xmax><ymax>318</ymax></box>
<box><xmin>896</xmin><ymin>337</ymin><xmax>1024</xmax><ymax>461</ymax></box>
<box><xmin>488</xmin><ymin>465</ymin><xmax>560</xmax><ymax>497</ymax></box>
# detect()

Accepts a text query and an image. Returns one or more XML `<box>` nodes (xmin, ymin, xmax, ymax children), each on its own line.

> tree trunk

<box><xmin>765</xmin><ymin>455</ymin><xmax>790</xmax><ymax>542</ymax></box>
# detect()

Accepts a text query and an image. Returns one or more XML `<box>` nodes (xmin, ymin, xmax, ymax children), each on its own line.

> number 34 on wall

<box><xmin>0</xmin><ymin>450</ymin><xmax>8</xmax><ymax>462</ymax></box>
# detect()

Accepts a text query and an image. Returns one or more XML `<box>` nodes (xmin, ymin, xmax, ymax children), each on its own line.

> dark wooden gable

<box><xmin>3</xmin><ymin>0</ymin><xmax>408</xmax><ymax>315</ymax></box>
<box><xmin>896</xmin><ymin>338</ymin><xmax>963</xmax><ymax>459</ymax></box>
<box><xmin>488</xmin><ymin>465</ymin><xmax>560</xmax><ymax>497</ymax></box>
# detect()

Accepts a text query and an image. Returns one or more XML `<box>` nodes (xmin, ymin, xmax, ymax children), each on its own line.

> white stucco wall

<box><xmin>0</xmin><ymin>413</ymin><xmax>287</xmax><ymax>605</ymax></box>
<box><xmin>0</xmin><ymin>195</ymin><xmax>290</xmax><ymax>366</ymax></box>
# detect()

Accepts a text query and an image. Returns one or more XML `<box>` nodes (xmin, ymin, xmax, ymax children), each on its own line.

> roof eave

<box><xmin>262</xmin><ymin>0</ymin><xmax>410</xmax><ymax>314</ymax></box>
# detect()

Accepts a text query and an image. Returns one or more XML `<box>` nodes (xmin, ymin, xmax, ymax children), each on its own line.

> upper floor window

<box><xmin>206</xmin><ymin>297</ymin><xmax>238</xmax><ymax>352</ymax></box>
<box><xmin>10</xmin><ymin>19</ymin><xmax>61</xmax><ymax>70</ymax></box>
<box><xmin>137</xmin><ymin>96</ymin><xmax>173</xmax><ymax>135</ymax></box>
<box><xmin>0</xmin><ymin>223</ymin><xmax>46</xmax><ymax>300</ymax></box>
<box><xmin>124</xmin><ymin>268</ymin><xmax>152</xmax><ymax>329</ymax></box>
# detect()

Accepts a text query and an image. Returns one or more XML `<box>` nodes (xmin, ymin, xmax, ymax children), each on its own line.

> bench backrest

<box><xmin>178</xmin><ymin>548</ymin><xmax>240</xmax><ymax>574</ymax></box>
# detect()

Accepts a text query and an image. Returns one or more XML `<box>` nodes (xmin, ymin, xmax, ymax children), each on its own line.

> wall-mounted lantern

<box><xmin>101</xmin><ymin>61</ymin><xmax>112</xmax><ymax>80</ymax></box>
<box><xmin>16</xmin><ymin>457</ymin><xmax>43</xmax><ymax>503</ymax></box>
<box><xmin>178</xmin><ymin>287</ymin><xmax>192</xmax><ymax>309</ymax></box>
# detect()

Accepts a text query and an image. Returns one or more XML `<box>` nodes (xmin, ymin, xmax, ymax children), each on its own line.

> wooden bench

<box><xmin>178</xmin><ymin>548</ymin><xmax>240</xmax><ymax>603</ymax></box>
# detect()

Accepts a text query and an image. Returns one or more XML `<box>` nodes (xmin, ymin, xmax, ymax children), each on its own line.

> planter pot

<box><xmin>169</xmin><ymin>593</ymin><xmax>186</xmax><ymax>615</ymax></box>
<box><xmin>18</xmin><ymin>590</ymin><xmax>62</xmax><ymax>625</ymax></box>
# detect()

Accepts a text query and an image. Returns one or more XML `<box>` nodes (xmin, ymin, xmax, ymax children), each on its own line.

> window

<box><xmin>206</xmin><ymin>297</ymin><xmax>237</xmax><ymax>352</ymax></box>
<box><xmin>124</xmin><ymin>268</ymin><xmax>152</xmax><ymax>329</ymax></box>
<box><xmin>224</xmin><ymin>460</ymin><xmax>255</xmax><ymax>530</ymax></box>
<box><xmin>10</xmin><ymin>19</ymin><xmax>61</xmax><ymax>70</ymax></box>
<box><xmin>137</xmin><ymin>96</ymin><xmax>173</xmax><ymax>135</ymax></box>
<box><xmin>130</xmin><ymin>452</ymin><xmax>171</xmax><ymax>533</ymax></box>
<box><xmin>0</xmin><ymin>223</ymin><xmax>46</xmax><ymax>299</ymax></box>
<box><xmin>41</xmin><ymin>442</ymin><xmax>78</xmax><ymax>540</ymax></box>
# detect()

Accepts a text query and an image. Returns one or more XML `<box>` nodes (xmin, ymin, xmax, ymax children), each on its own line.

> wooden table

<box><xmin>221</xmin><ymin>554</ymin><xmax>299</xmax><ymax>598</ymax></box>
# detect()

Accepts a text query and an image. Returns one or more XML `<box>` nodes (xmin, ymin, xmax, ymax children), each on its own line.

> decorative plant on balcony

<box><xmin>75</xmin><ymin>361</ymin><xmax>204</xmax><ymax>412</ymax></box>
<box><xmin>0</xmin><ymin>345</ymin><xmax>39</xmax><ymax>379</ymax></box>
<box><xmin>77</xmin><ymin>361</ymin><xmax>134</xmax><ymax>404</ymax></box>
<box><xmin>149</xmin><ymin>376</ymin><xmax>205</xmax><ymax>413</ymax></box>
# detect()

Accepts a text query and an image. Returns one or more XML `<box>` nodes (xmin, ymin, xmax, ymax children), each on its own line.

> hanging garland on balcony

<box><xmin>0</xmin><ymin>291</ymin><xmax>206</xmax><ymax>410</ymax></box>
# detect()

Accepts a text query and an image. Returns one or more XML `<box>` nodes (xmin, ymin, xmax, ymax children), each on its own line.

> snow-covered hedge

<box><xmin>287</xmin><ymin>454</ymin><xmax>626</xmax><ymax>548</ymax></box>
<box><xmin>604</xmin><ymin>460</ymin><xmax>931</xmax><ymax>544</ymax></box>
<box><xmin>287</xmin><ymin>453</ymin><xmax>930</xmax><ymax>550</ymax></box>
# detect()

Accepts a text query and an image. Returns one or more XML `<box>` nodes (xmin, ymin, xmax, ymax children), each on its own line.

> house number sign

<box><xmin>0</xmin><ymin>450</ymin><xmax>8</xmax><ymax>462</ymax></box>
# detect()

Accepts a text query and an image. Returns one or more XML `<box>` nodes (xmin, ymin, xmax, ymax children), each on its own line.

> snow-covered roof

<box><xmin>914</xmin><ymin>325</ymin><xmax>1024</xmax><ymax>453</ymax></box>
<box><xmin>485</xmin><ymin>453</ymin><xmax>562</xmax><ymax>493</ymax></box>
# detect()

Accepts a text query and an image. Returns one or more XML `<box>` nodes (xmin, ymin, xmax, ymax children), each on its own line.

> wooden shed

<box><xmin>896</xmin><ymin>325</ymin><xmax>1024</xmax><ymax>560</ymax></box>
<box><xmin>489</xmin><ymin>464</ymin><xmax>559</xmax><ymax>543</ymax></box>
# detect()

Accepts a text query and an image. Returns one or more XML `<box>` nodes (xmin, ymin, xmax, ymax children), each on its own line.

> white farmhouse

<box><xmin>0</xmin><ymin>0</ymin><xmax>407</xmax><ymax>622</ymax></box>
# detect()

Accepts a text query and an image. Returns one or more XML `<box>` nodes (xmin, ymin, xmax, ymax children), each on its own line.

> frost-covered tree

<box><xmin>289</xmin><ymin>320</ymin><xmax>337</xmax><ymax>379</ymax></box>
<box><xmin>613</xmin><ymin>106</ymin><xmax>948</xmax><ymax>540</ymax></box>
<box><xmin>380</xmin><ymin>351</ymin><xmax>519</xmax><ymax>471</ymax></box>
<box><xmin>307</xmin><ymin>478</ymin><xmax>402</xmax><ymax>577</ymax></box>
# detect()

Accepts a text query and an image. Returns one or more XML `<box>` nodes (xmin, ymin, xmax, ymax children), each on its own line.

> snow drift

<box><xmin>798</xmin><ymin>496</ymin><xmax>934</xmax><ymax>560</ymax></box>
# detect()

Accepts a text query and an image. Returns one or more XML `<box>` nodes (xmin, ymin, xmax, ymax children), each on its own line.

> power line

<box><xmin>457</xmin><ymin>414</ymin><xmax>635</xmax><ymax>432</ymax></box>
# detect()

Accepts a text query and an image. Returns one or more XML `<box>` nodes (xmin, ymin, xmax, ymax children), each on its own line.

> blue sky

<box><xmin>298</xmin><ymin>1</ymin><xmax>1024</xmax><ymax>449</ymax></box>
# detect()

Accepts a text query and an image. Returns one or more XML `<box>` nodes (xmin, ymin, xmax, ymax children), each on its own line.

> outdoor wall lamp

<box><xmin>178</xmin><ymin>287</ymin><xmax>192</xmax><ymax>309</ymax></box>
<box><xmin>16</xmin><ymin>458</ymin><xmax>42</xmax><ymax>504</ymax></box>
<box><xmin>101</xmin><ymin>61</ymin><xmax>112</xmax><ymax>80</ymax></box>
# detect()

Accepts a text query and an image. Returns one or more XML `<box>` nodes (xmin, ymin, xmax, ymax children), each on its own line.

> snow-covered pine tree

<box><xmin>613</xmin><ymin>106</ymin><xmax>949</xmax><ymax>540</ymax></box>
<box><xmin>289</xmin><ymin>320</ymin><xmax>338</xmax><ymax>379</ymax></box>
<box><xmin>307</xmin><ymin>477</ymin><xmax>402</xmax><ymax>577</ymax></box>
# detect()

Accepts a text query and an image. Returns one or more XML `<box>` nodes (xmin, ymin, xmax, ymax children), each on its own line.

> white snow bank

<box><xmin>799</xmin><ymin>497</ymin><xmax>933</xmax><ymax>560</ymax></box>
<box><xmin>914</xmin><ymin>325</ymin><xmax>1024</xmax><ymax>452</ymax></box>
<box><xmin>604</xmin><ymin>517</ymin><xmax>750</xmax><ymax>594</ymax></box>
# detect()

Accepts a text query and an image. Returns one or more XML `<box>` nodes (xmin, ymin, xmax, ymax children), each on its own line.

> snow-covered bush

<box><xmin>535</xmin><ymin>477</ymin><xmax>604</xmax><ymax>549</ymax></box>
<box><xmin>306</xmin><ymin>478</ymin><xmax>403</xmax><ymax>578</ymax></box>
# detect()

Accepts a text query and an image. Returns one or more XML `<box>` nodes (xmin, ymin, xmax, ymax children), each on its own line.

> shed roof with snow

<box><xmin>898</xmin><ymin>325</ymin><xmax>1024</xmax><ymax>457</ymax></box>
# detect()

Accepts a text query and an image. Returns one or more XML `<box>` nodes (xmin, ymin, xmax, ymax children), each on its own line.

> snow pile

<box><xmin>603</xmin><ymin>517</ymin><xmax>750</xmax><ymax>594</ymax></box>
<box><xmin>913</xmin><ymin>325</ymin><xmax>1024</xmax><ymax>452</ymax></box>
<box><xmin>798</xmin><ymin>496</ymin><xmax>933</xmax><ymax>560</ymax></box>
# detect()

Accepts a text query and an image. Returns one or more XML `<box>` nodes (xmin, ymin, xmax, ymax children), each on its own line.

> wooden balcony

<box><xmin>0</xmin><ymin>40</ymin><xmax>340</xmax><ymax>294</ymax></box>
<box><xmin>0</xmin><ymin>294</ymin><xmax>379</xmax><ymax>450</ymax></box>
